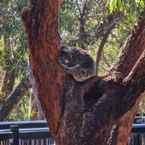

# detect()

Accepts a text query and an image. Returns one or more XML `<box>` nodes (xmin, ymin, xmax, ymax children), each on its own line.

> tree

<box><xmin>0</xmin><ymin>0</ymin><xmax>30</xmax><ymax>120</ymax></box>
<box><xmin>21</xmin><ymin>0</ymin><xmax>145</xmax><ymax>145</ymax></box>
<box><xmin>0</xmin><ymin>0</ymin><xmax>137</xmax><ymax>121</ymax></box>
<box><xmin>0</xmin><ymin>0</ymin><xmax>45</xmax><ymax>120</ymax></box>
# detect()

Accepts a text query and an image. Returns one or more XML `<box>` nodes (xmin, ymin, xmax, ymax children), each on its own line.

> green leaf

<box><xmin>136</xmin><ymin>0</ymin><xmax>145</xmax><ymax>8</ymax></box>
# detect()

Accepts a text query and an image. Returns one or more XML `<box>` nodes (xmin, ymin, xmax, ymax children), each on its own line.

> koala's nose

<box><xmin>64</xmin><ymin>59</ymin><xmax>69</xmax><ymax>64</ymax></box>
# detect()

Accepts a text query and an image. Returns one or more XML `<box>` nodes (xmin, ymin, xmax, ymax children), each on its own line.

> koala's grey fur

<box><xmin>58</xmin><ymin>45</ymin><xmax>96</xmax><ymax>82</ymax></box>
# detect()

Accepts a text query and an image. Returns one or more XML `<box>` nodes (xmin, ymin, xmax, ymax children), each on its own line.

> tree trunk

<box><xmin>109</xmin><ymin>17</ymin><xmax>145</xmax><ymax>145</ymax></box>
<box><xmin>21</xmin><ymin>1</ymin><xmax>145</xmax><ymax>145</ymax></box>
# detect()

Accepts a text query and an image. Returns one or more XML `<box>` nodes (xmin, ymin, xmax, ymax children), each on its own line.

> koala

<box><xmin>58</xmin><ymin>45</ymin><xmax>96</xmax><ymax>82</ymax></box>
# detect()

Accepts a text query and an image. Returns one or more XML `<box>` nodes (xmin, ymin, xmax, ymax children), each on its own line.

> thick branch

<box><xmin>21</xmin><ymin>0</ymin><xmax>65</xmax><ymax>135</ymax></box>
<box><xmin>81</xmin><ymin>78</ymin><xmax>145</xmax><ymax>139</ymax></box>
<box><xmin>112</xmin><ymin>94</ymin><xmax>144</xmax><ymax>145</ymax></box>
<box><xmin>124</xmin><ymin>50</ymin><xmax>145</xmax><ymax>83</ymax></box>
<box><xmin>55</xmin><ymin>71</ymin><xmax>145</xmax><ymax>145</ymax></box>
<box><xmin>110</xmin><ymin>17</ymin><xmax>145</xmax><ymax>79</ymax></box>
<box><xmin>108</xmin><ymin>15</ymin><xmax>145</xmax><ymax>145</ymax></box>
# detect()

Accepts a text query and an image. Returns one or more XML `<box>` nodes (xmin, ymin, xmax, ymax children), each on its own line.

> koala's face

<box><xmin>59</xmin><ymin>45</ymin><xmax>94</xmax><ymax>69</ymax></box>
<box><xmin>59</xmin><ymin>45</ymin><xmax>96</xmax><ymax>81</ymax></box>
<box><xmin>59</xmin><ymin>46</ymin><xmax>76</xmax><ymax>67</ymax></box>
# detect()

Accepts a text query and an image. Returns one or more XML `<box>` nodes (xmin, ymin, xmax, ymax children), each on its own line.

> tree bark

<box><xmin>21</xmin><ymin>1</ymin><xmax>145</xmax><ymax>145</ymax></box>
<box><xmin>21</xmin><ymin>0</ymin><xmax>65</xmax><ymax>137</ymax></box>
<box><xmin>109</xmin><ymin>17</ymin><xmax>145</xmax><ymax>145</ymax></box>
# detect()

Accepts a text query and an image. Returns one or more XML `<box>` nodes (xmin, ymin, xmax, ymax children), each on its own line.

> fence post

<box><xmin>10</xmin><ymin>125</ymin><xmax>19</xmax><ymax>145</ymax></box>
<box><xmin>133</xmin><ymin>133</ymin><xmax>141</xmax><ymax>145</ymax></box>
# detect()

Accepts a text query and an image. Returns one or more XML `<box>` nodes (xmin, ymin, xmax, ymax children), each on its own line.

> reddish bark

<box><xmin>110</xmin><ymin>17</ymin><xmax>145</xmax><ymax>78</ymax></box>
<box><xmin>114</xmin><ymin>95</ymin><xmax>143</xmax><ymax>145</ymax></box>
<box><xmin>21</xmin><ymin>1</ymin><xmax>145</xmax><ymax>145</ymax></box>
<box><xmin>21</xmin><ymin>0</ymin><xmax>65</xmax><ymax>136</ymax></box>
<box><xmin>110</xmin><ymin>17</ymin><xmax>145</xmax><ymax>145</ymax></box>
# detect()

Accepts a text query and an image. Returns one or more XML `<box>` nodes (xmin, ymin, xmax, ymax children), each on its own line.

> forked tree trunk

<box><xmin>21</xmin><ymin>1</ymin><xmax>145</xmax><ymax>145</ymax></box>
<box><xmin>110</xmin><ymin>18</ymin><xmax>145</xmax><ymax>145</ymax></box>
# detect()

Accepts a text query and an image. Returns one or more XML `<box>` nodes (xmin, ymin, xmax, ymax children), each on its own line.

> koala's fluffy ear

<box><xmin>61</xmin><ymin>45</ymin><xmax>67</xmax><ymax>51</ymax></box>
<box><xmin>60</xmin><ymin>45</ymin><xmax>72</xmax><ymax>53</ymax></box>
<box><xmin>60</xmin><ymin>45</ymin><xmax>66</xmax><ymax>49</ymax></box>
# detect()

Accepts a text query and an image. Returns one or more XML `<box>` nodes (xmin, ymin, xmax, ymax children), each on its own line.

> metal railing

<box><xmin>0</xmin><ymin>119</ymin><xmax>145</xmax><ymax>145</ymax></box>
<box><xmin>0</xmin><ymin>120</ymin><xmax>53</xmax><ymax>145</ymax></box>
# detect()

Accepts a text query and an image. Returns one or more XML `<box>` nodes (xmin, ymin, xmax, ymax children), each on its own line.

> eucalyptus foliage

<box><xmin>108</xmin><ymin>0</ymin><xmax>145</xmax><ymax>12</ymax></box>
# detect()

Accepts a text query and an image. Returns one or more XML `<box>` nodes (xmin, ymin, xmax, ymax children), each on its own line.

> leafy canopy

<box><xmin>108</xmin><ymin>0</ymin><xmax>145</xmax><ymax>12</ymax></box>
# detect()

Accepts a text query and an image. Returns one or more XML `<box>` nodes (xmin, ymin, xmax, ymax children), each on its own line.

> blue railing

<box><xmin>0</xmin><ymin>119</ymin><xmax>145</xmax><ymax>145</ymax></box>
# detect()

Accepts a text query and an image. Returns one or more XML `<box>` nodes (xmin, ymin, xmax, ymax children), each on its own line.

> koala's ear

<box><xmin>61</xmin><ymin>46</ymin><xmax>66</xmax><ymax>51</ymax></box>
<box><xmin>61</xmin><ymin>45</ymin><xmax>71</xmax><ymax>53</ymax></box>
<box><xmin>60</xmin><ymin>45</ymin><xmax>65</xmax><ymax>49</ymax></box>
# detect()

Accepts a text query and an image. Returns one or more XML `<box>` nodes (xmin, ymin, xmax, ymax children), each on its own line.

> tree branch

<box><xmin>75</xmin><ymin>0</ymin><xmax>94</xmax><ymax>49</ymax></box>
<box><xmin>124</xmin><ymin>50</ymin><xmax>145</xmax><ymax>83</ymax></box>
<box><xmin>68</xmin><ymin>12</ymin><xmax>123</xmax><ymax>48</ymax></box>
<box><xmin>0</xmin><ymin>79</ymin><xmax>29</xmax><ymax>120</ymax></box>
<box><xmin>76</xmin><ymin>0</ymin><xmax>82</xmax><ymax>16</ymax></box>
<box><xmin>107</xmin><ymin>13</ymin><xmax>145</xmax><ymax>145</ymax></box>
<box><xmin>96</xmin><ymin>26</ymin><xmax>112</xmax><ymax>74</ymax></box>
<box><xmin>110</xmin><ymin>17</ymin><xmax>145</xmax><ymax>79</ymax></box>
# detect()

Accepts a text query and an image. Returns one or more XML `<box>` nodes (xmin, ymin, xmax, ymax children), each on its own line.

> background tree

<box><xmin>0</xmin><ymin>0</ymin><xmax>31</xmax><ymax>120</ymax></box>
